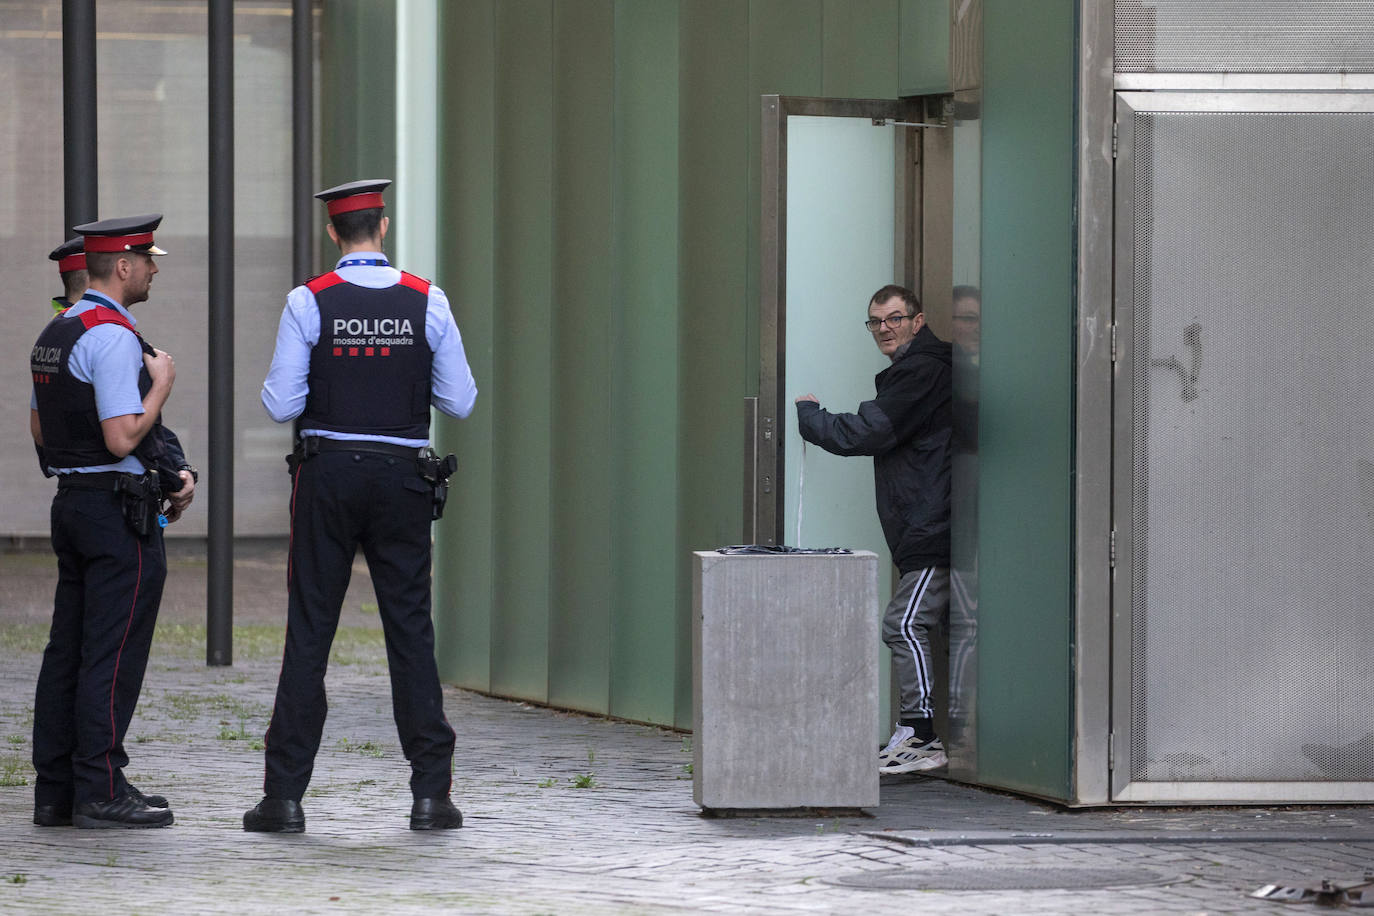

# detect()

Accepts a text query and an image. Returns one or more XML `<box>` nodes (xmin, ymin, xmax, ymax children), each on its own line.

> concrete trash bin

<box><xmin>692</xmin><ymin>549</ymin><xmax>879</xmax><ymax>811</ymax></box>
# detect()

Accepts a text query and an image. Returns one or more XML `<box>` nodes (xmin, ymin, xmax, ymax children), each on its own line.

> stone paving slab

<box><xmin>2</xmin><ymin>542</ymin><xmax>1373</xmax><ymax>913</ymax></box>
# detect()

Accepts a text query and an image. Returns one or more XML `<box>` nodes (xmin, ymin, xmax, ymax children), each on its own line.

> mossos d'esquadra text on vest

<box><xmin>331</xmin><ymin>316</ymin><xmax>415</xmax><ymax>347</ymax></box>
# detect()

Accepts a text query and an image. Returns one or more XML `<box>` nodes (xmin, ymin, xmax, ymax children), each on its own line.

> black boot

<box><xmin>73</xmin><ymin>795</ymin><xmax>174</xmax><ymax>829</ymax></box>
<box><xmin>410</xmin><ymin>796</ymin><xmax>462</xmax><ymax>830</ymax></box>
<box><xmin>243</xmin><ymin>797</ymin><xmax>305</xmax><ymax>833</ymax></box>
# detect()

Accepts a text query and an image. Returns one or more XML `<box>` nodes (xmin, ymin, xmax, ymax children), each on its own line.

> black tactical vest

<box><xmin>31</xmin><ymin>304</ymin><xmax>152</xmax><ymax>469</ymax></box>
<box><xmin>299</xmin><ymin>271</ymin><xmax>433</xmax><ymax>440</ymax></box>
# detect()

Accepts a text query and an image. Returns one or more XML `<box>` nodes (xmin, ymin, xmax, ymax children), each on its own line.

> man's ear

<box><xmin>379</xmin><ymin>215</ymin><xmax>390</xmax><ymax>240</ymax></box>
<box><xmin>116</xmin><ymin>255</ymin><xmax>132</xmax><ymax>280</ymax></box>
<box><xmin>325</xmin><ymin>222</ymin><xmax>339</xmax><ymax>247</ymax></box>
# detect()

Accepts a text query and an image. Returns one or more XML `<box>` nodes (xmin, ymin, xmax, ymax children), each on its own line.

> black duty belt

<box><xmin>56</xmin><ymin>471</ymin><xmax>129</xmax><ymax>491</ymax></box>
<box><xmin>306</xmin><ymin>437</ymin><xmax>424</xmax><ymax>459</ymax></box>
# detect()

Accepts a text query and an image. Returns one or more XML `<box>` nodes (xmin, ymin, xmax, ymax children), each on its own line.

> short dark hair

<box><xmin>330</xmin><ymin>207</ymin><xmax>384</xmax><ymax>245</ymax></box>
<box><xmin>85</xmin><ymin>251</ymin><xmax>121</xmax><ymax>281</ymax></box>
<box><xmin>869</xmin><ymin>284</ymin><xmax>921</xmax><ymax>315</ymax></box>
<box><xmin>62</xmin><ymin>269</ymin><xmax>89</xmax><ymax>301</ymax></box>
<box><xmin>953</xmin><ymin>284</ymin><xmax>981</xmax><ymax>304</ymax></box>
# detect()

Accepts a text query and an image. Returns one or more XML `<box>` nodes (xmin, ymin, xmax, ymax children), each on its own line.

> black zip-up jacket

<box><xmin>795</xmin><ymin>323</ymin><xmax>952</xmax><ymax>574</ymax></box>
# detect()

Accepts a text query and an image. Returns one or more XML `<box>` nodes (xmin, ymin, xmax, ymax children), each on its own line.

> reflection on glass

<box><xmin>948</xmin><ymin>93</ymin><xmax>981</xmax><ymax>777</ymax></box>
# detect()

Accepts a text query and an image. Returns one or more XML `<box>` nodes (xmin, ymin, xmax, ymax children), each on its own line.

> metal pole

<box><xmin>207</xmin><ymin>0</ymin><xmax>235</xmax><ymax>666</ymax></box>
<box><xmin>292</xmin><ymin>0</ymin><xmax>313</xmax><ymax>284</ymax></box>
<box><xmin>61</xmin><ymin>0</ymin><xmax>97</xmax><ymax>232</ymax></box>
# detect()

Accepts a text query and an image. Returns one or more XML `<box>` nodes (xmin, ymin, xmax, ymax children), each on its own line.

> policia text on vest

<box><xmin>246</xmin><ymin>179</ymin><xmax>477</xmax><ymax>834</ymax></box>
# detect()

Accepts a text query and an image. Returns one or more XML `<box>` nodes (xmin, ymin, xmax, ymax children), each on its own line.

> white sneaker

<box><xmin>879</xmin><ymin>725</ymin><xmax>915</xmax><ymax>761</ymax></box>
<box><xmin>879</xmin><ymin>727</ymin><xmax>947</xmax><ymax>774</ymax></box>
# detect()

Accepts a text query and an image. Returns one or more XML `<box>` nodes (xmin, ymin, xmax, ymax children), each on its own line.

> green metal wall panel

<box><xmin>319</xmin><ymin>1</ymin><xmax>396</xmax><ymax>264</ymax></box>
<box><xmin>900</xmin><ymin>0</ymin><xmax>950</xmax><ymax>96</ymax></box>
<box><xmin>490</xmin><ymin>0</ymin><xmax>554</xmax><ymax>702</ymax></box>
<box><xmin>433</xmin><ymin>0</ymin><xmax>496</xmax><ymax>690</ymax></box>
<box><xmin>822</xmin><ymin>0</ymin><xmax>902</xmax><ymax>98</ymax></box>
<box><xmin>747</xmin><ymin>0</ymin><xmax>822</xmax><ymax>394</ymax></box>
<box><xmin>976</xmin><ymin>0</ymin><xmax>1075</xmax><ymax>799</ymax></box>
<box><xmin>428</xmin><ymin>0</ymin><xmax>919</xmax><ymax>729</ymax></box>
<box><xmin>548</xmin><ymin>0</ymin><xmax>616</xmax><ymax>713</ymax></box>
<box><xmin>675</xmin><ymin>0</ymin><xmax>753</xmax><ymax>728</ymax></box>
<box><xmin>609</xmin><ymin>0</ymin><xmax>682</xmax><ymax>725</ymax></box>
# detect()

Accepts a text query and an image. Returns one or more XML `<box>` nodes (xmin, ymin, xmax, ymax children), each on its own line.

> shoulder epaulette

<box><xmin>398</xmin><ymin>272</ymin><xmax>431</xmax><ymax>294</ymax></box>
<box><xmin>78</xmin><ymin>305</ymin><xmax>137</xmax><ymax>335</ymax></box>
<box><xmin>306</xmin><ymin>271</ymin><xmax>345</xmax><ymax>294</ymax></box>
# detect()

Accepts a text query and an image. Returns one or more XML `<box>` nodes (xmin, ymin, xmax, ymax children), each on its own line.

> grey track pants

<box><xmin>882</xmin><ymin>566</ymin><xmax>950</xmax><ymax>720</ymax></box>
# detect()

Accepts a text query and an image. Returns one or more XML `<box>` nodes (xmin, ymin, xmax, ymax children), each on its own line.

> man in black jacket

<box><xmin>795</xmin><ymin>284</ymin><xmax>952</xmax><ymax>775</ymax></box>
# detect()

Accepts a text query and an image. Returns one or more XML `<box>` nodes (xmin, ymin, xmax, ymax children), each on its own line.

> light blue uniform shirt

<box><xmin>260</xmin><ymin>254</ymin><xmax>478</xmax><ymax>446</ymax></box>
<box><xmin>31</xmin><ymin>291</ymin><xmax>147</xmax><ymax>475</ymax></box>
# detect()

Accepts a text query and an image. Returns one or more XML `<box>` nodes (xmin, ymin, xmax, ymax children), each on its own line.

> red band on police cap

<box><xmin>83</xmin><ymin>232</ymin><xmax>155</xmax><ymax>253</ymax></box>
<box><xmin>57</xmin><ymin>253</ymin><xmax>87</xmax><ymax>272</ymax></box>
<box><xmin>325</xmin><ymin>192</ymin><xmax>385</xmax><ymax>217</ymax></box>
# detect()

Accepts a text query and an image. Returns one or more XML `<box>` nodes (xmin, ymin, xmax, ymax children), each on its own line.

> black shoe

<box><xmin>243</xmin><ymin>797</ymin><xmax>305</xmax><ymax>833</ymax></box>
<box><xmin>73</xmin><ymin>796</ymin><xmax>174</xmax><ymax>829</ymax></box>
<box><xmin>33</xmin><ymin>803</ymin><xmax>72</xmax><ymax>827</ymax></box>
<box><xmin>410</xmin><ymin>796</ymin><xmax>462</xmax><ymax>830</ymax></box>
<box><xmin>126</xmin><ymin>783</ymin><xmax>169</xmax><ymax>809</ymax></box>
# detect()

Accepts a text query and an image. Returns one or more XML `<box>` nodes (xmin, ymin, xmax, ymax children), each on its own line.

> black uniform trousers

<box><xmin>33</xmin><ymin>485</ymin><xmax>166</xmax><ymax>807</ymax></box>
<box><xmin>263</xmin><ymin>449</ymin><xmax>455</xmax><ymax>801</ymax></box>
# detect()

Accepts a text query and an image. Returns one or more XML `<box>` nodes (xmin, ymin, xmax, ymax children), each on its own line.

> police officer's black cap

<box><xmin>49</xmin><ymin>237</ymin><xmax>87</xmax><ymax>272</ymax></box>
<box><xmin>73</xmin><ymin>214</ymin><xmax>168</xmax><ymax>256</ymax></box>
<box><xmin>315</xmin><ymin>179</ymin><xmax>391</xmax><ymax>217</ymax></box>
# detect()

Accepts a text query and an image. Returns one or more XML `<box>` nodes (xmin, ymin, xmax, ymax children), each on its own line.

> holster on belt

<box><xmin>285</xmin><ymin>435</ymin><xmax>322</xmax><ymax>476</ymax></box>
<box><xmin>116</xmin><ymin>471</ymin><xmax>162</xmax><ymax>537</ymax></box>
<box><xmin>417</xmin><ymin>448</ymin><xmax>458</xmax><ymax>520</ymax></box>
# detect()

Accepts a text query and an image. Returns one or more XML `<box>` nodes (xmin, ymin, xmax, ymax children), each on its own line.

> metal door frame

<box><xmin>1110</xmin><ymin>88</ymin><xmax>1374</xmax><ymax>804</ymax></box>
<box><xmin>750</xmin><ymin>95</ymin><xmax>922</xmax><ymax>545</ymax></box>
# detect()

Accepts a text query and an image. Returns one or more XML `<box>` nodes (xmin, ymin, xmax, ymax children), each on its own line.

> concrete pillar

<box><xmin>692</xmin><ymin>550</ymin><xmax>879</xmax><ymax>810</ymax></box>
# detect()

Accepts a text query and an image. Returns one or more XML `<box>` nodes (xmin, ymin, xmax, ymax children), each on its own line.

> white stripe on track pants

<box><xmin>881</xmin><ymin>566</ymin><xmax>950</xmax><ymax>720</ymax></box>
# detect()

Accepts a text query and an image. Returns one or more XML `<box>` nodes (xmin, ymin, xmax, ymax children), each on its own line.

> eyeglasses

<box><xmin>864</xmin><ymin>314</ymin><xmax>914</xmax><ymax>332</ymax></box>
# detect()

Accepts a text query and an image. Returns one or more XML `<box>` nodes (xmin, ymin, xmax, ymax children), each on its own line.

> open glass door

<box><xmin>752</xmin><ymin>95</ymin><xmax>924</xmax><ymax>736</ymax></box>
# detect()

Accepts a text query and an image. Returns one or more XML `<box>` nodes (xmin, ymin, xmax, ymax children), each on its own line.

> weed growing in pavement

<box><xmin>570</xmin><ymin>773</ymin><xmax>596</xmax><ymax>789</ymax></box>
<box><xmin>680</xmin><ymin>736</ymin><xmax>691</xmax><ymax>754</ymax></box>
<box><xmin>5</xmin><ymin>874</ymin><xmax>25</xmax><ymax>885</ymax></box>
<box><xmin>6</xmin><ymin>735</ymin><xmax>24</xmax><ymax>746</ymax></box>
<box><xmin>160</xmin><ymin>691</ymin><xmax>268</xmax><ymax>723</ymax></box>
<box><xmin>101</xmin><ymin>854</ymin><xmax>118</xmax><ymax>868</ymax></box>
<box><xmin>217</xmin><ymin>721</ymin><xmax>256</xmax><ymax>744</ymax></box>
<box><xmin>536</xmin><ymin>777</ymin><xmax>556</xmax><ymax>788</ymax></box>
<box><xmin>0</xmin><ymin>624</ymin><xmax>48</xmax><ymax>655</ymax></box>
<box><xmin>335</xmin><ymin>738</ymin><xmax>385</xmax><ymax>758</ymax></box>
<box><xmin>148</xmin><ymin>622</ymin><xmax>384</xmax><ymax>664</ymax></box>
<box><xmin>0</xmin><ymin>753</ymin><xmax>31</xmax><ymax>787</ymax></box>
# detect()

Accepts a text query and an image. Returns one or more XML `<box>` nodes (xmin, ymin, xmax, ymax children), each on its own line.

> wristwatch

<box><xmin>179</xmin><ymin>465</ymin><xmax>199</xmax><ymax>484</ymax></box>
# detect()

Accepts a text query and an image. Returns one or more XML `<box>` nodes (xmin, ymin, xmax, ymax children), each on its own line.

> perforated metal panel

<box><xmin>1126</xmin><ymin>106</ymin><xmax>1374</xmax><ymax>783</ymax></box>
<box><xmin>1116</xmin><ymin>1</ymin><xmax>1374</xmax><ymax>73</ymax></box>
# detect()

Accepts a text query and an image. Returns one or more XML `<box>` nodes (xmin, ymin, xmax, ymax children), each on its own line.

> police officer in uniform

<box><xmin>40</xmin><ymin>238</ymin><xmax>194</xmax><ymax>480</ymax></box>
<box><xmin>48</xmin><ymin>237</ymin><xmax>88</xmax><ymax>313</ymax></box>
<box><xmin>29</xmin><ymin>215</ymin><xmax>196</xmax><ymax>828</ymax></box>
<box><xmin>246</xmin><ymin>180</ymin><xmax>477</xmax><ymax>833</ymax></box>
